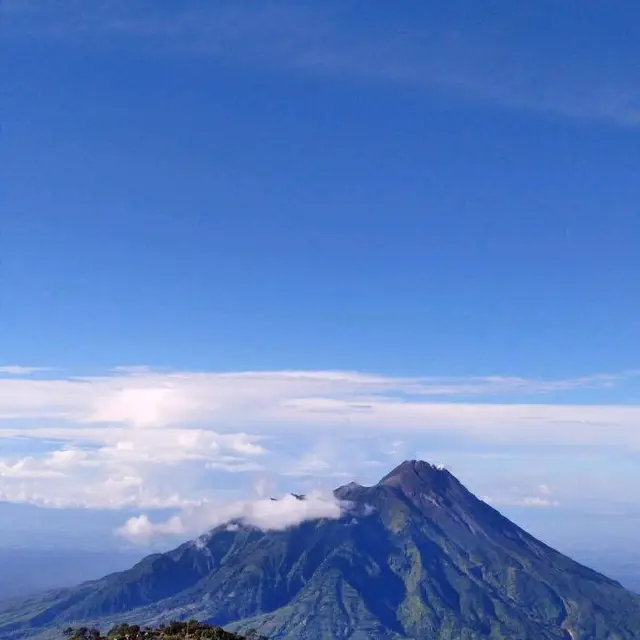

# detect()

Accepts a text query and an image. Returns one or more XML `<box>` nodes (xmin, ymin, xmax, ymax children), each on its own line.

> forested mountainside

<box><xmin>2</xmin><ymin>461</ymin><xmax>640</xmax><ymax>640</ymax></box>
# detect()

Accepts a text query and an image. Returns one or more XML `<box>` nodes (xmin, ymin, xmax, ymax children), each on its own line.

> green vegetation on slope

<box><xmin>2</xmin><ymin>462</ymin><xmax>640</xmax><ymax>639</ymax></box>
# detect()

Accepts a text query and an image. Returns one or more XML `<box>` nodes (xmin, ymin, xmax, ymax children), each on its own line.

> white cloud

<box><xmin>0</xmin><ymin>458</ymin><xmax>65</xmax><ymax>479</ymax></box>
<box><xmin>521</xmin><ymin>497</ymin><xmax>560</xmax><ymax>508</ymax></box>
<box><xmin>0</xmin><ymin>366</ymin><xmax>638</xmax><ymax>511</ymax></box>
<box><xmin>0</xmin><ymin>367</ymin><xmax>636</xmax><ymax>432</ymax></box>
<box><xmin>205</xmin><ymin>459</ymin><xmax>265</xmax><ymax>473</ymax></box>
<box><xmin>117</xmin><ymin>491</ymin><xmax>344</xmax><ymax>543</ymax></box>
<box><xmin>253</xmin><ymin>475</ymin><xmax>276</xmax><ymax>498</ymax></box>
<box><xmin>285</xmin><ymin>464</ymin><xmax>351</xmax><ymax>479</ymax></box>
<box><xmin>283</xmin><ymin>453</ymin><xmax>334</xmax><ymax>477</ymax></box>
<box><xmin>482</xmin><ymin>489</ymin><xmax>561</xmax><ymax>509</ymax></box>
<box><xmin>0</xmin><ymin>425</ymin><xmax>267</xmax><ymax>509</ymax></box>
<box><xmin>117</xmin><ymin>514</ymin><xmax>186</xmax><ymax>542</ymax></box>
<box><xmin>239</xmin><ymin>492</ymin><xmax>343</xmax><ymax>531</ymax></box>
<box><xmin>486</xmin><ymin>495</ymin><xmax>560</xmax><ymax>509</ymax></box>
<box><xmin>0</xmin><ymin>365</ymin><xmax>51</xmax><ymax>376</ymax></box>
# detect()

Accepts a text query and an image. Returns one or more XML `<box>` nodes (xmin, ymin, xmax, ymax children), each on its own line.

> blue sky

<box><xmin>2</xmin><ymin>1</ymin><xmax>639</xmax><ymax>554</ymax></box>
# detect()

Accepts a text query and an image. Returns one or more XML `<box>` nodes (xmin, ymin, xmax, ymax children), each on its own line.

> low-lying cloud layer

<box><xmin>0</xmin><ymin>365</ymin><xmax>638</xmax><ymax>518</ymax></box>
<box><xmin>117</xmin><ymin>491</ymin><xmax>344</xmax><ymax>543</ymax></box>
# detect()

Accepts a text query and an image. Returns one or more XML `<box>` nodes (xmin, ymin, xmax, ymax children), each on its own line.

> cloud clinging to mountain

<box><xmin>117</xmin><ymin>491</ymin><xmax>344</xmax><ymax>543</ymax></box>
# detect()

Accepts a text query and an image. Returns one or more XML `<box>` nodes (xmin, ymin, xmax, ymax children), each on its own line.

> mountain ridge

<box><xmin>1</xmin><ymin>460</ymin><xmax>639</xmax><ymax>640</ymax></box>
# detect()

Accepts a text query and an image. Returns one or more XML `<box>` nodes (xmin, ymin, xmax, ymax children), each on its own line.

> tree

<box><xmin>64</xmin><ymin>621</ymin><xmax>267</xmax><ymax>640</ymax></box>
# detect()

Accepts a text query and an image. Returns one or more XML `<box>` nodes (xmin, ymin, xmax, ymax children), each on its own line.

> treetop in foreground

<box><xmin>63</xmin><ymin>621</ymin><xmax>267</xmax><ymax>640</ymax></box>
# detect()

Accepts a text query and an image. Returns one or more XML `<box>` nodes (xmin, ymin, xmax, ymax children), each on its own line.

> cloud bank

<box><xmin>0</xmin><ymin>365</ymin><xmax>638</xmax><ymax>515</ymax></box>
<box><xmin>117</xmin><ymin>491</ymin><xmax>344</xmax><ymax>543</ymax></box>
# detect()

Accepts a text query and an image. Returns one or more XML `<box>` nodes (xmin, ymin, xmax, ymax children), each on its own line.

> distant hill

<box><xmin>0</xmin><ymin>549</ymin><xmax>144</xmax><ymax>601</ymax></box>
<box><xmin>2</xmin><ymin>460</ymin><xmax>640</xmax><ymax>639</ymax></box>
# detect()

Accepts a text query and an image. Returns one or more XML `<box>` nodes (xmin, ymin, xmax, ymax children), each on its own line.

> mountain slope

<box><xmin>1</xmin><ymin>461</ymin><xmax>639</xmax><ymax>640</ymax></box>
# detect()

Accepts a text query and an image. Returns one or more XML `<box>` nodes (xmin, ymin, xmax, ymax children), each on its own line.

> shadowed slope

<box><xmin>1</xmin><ymin>461</ymin><xmax>639</xmax><ymax>640</ymax></box>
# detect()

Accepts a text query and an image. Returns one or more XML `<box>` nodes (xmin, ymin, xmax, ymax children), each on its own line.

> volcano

<box><xmin>1</xmin><ymin>460</ymin><xmax>639</xmax><ymax>639</ymax></box>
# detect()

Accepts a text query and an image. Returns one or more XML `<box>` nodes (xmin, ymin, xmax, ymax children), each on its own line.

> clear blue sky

<box><xmin>1</xmin><ymin>1</ymin><xmax>639</xmax><ymax>559</ymax></box>
<box><xmin>4</xmin><ymin>0</ymin><xmax>639</xmax><ymax>376</ymax></box>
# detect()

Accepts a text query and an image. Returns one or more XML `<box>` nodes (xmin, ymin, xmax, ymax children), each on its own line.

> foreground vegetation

<box><xmin>64</xmin><ymin>621</ymin><xmax>267</xmax><ymax>640</ymax></box>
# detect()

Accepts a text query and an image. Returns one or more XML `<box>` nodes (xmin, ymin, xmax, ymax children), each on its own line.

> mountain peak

<box><xmin>375</xmin><ymin>459</ymin><xmax>463</xmax><ymax>511</ymax></box>
<box><xmin>378</xmin><ymin>459</ymin><xmax>447</xmax><ymax>487</ymax></box>
<box><xmin>4</xmin><ymin>458</ymin><xmax>640</xmax><ymax>640</ymax></box>
<box><xmin>333</xmin><ymin>461</ymin><xmax>451</xmax><ymax>504</ymax></box>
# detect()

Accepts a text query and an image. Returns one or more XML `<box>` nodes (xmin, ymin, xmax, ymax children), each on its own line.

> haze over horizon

<box><xmin>2</xmin><ymin>0</ymin><xmax>639</xmax><ymax>587</ymax></box>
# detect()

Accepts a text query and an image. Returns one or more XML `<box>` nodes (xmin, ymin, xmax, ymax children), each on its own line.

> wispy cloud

<box><xmin>481</xmin><ymin>482</ymin><xmax>562</xmax><ymax>509</ymax></box>
<box><xmin>0</xmin><ymin>365</ymin><xmax>52</xmax><ymax>376</ymax></box>
<box><xmin>5</xmin><ymin>0</ymin><xmax>640</xmax><ymax>126</ymax></box>
<box><xmin>0</xmin><ymin>367</ymin><xmax>636</xmax><ymax>427</ymax></box>
<box><xmin>484</xmin><ymin>494</ymin><xmax>561</xmax><ymax>509</ymax></box>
